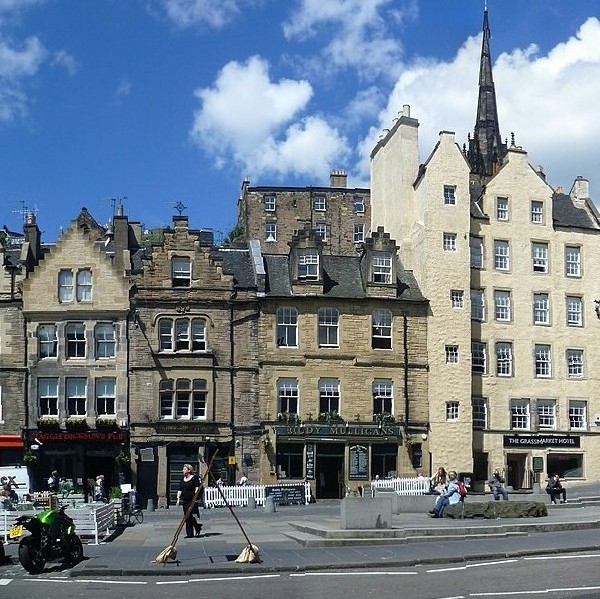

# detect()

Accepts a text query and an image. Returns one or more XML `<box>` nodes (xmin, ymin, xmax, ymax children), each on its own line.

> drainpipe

<box><xmin>229</xmin><ymin>289</ymin><xmax>238</xmax><ymax>484</ymax></box>
<box><xmin>403</xmin><ymin>314</ymin><xmax>409</xmax><ymax>429</ymax></box>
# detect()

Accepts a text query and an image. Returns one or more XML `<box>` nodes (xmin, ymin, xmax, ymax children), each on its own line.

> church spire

<box><xmin>467</xmin><ymin>6</ymin><xmax>507</xmax><ymax>177</ymax></box>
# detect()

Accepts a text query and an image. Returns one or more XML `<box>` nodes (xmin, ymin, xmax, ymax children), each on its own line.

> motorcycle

<box><xmin>10</xmin><ymin>505</ymin><xmax>83</xmax><ymax>574</ymax></box>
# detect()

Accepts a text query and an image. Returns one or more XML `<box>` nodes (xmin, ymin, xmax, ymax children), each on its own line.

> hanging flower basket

<box><xmin>23</xmin><ymin>450</ymin><xmax>37</xmax><ymax>466</ymax></box>
<box><xmin>115</xmin><ymin>451</ymin><xmax>130</xmax><ymax>466</ymax></box>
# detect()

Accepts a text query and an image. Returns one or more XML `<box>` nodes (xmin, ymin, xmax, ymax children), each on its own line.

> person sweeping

<box><xmin>176</xmin><ymin>463</ymin><xmax>203</xmax><ymax>538</ymax></box>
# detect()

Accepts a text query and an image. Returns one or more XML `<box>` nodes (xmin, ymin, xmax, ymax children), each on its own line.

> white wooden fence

<box><xmin>0</xmin><ymin>502</ymin><xmax>116</xmax><ymax>545</ymax></box>
<box><xmin>370</xmin><ymin>476</ymin><xmax>431</xmax><ymax>496</ymax></box>
<box><xmin>204</xmin><ymin>482</ymin><xmax>313</xmax><ymax>508</ymax></box>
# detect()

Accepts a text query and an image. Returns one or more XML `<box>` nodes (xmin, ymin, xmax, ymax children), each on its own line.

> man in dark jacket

<box><xmin>487</xmin><ymin>469</ymin><xmax>508</xmax><ymax>500</ymax></box>
<box><xmin>546</xmin><ymin>474</ymin><xmax>567</xmax><ymax>504</ymax></box>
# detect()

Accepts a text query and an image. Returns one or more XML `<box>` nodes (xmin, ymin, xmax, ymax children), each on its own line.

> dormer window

<box><xmin>371</xmin><ymin>252</ymin><xmax>392</xmax><ymax>284</ymax></box>
<box><xmin>298</xmin><ymin>249</ymin><xmax>319</xmax><ymax>280</ymax></box>
<box><xmin>172</xmin><ymin>257</ymin><xmax>192</xmax><ymax>288</ymax></box>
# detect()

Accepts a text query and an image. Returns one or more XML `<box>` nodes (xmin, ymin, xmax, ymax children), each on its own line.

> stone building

<box><xmin>257</xmin><ymin>225</ymin><xmax>429</xmax><ymax>497</ymax></box>
<box><xmin>19</xmin><ymin>208</ymin><xmax>136</xmax><ymax>492</ymax></box>
<box><xmin>127</xmin><ymin>214</ymin><xmax>261</xmax><ymax>507</ymax></box>
<box><xmin>237</xmin><ymin>170</ymin><xmax>371</xmax><ymax>256</ymax></box>
<box><xmin>371</xmin><ymin>7</ymin><xmax>600</xmax><ymax>488</ymax></box>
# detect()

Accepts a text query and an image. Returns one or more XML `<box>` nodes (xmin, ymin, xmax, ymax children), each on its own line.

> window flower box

<box><xmin>65</xmin><ymin>417</ymin><xmax>89</xmax><ymax>430</ymax></box>
<box><xmin>96</xmin><ymin>417</ymin><xmax>118</xmax><ymax>430</ymax></box>
<box><xmin>37</xmin><ymin>417</ymin><xmax>60</xmax><ymax>430</ymax></box>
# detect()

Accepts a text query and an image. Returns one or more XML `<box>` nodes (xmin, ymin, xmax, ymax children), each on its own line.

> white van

<box><xmin>0</xmin><ymin>465</ymin><xmax>31</xmax><ymax>501</ymax></box>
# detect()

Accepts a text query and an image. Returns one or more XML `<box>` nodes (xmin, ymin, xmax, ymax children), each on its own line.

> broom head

<box><xmin>155</xmin><ymin>545</ymin><xmax>178</xmax><ymax>564</ymax></box>
<box><xmin>235</xmin><ymin>544</ymin><xmax>261</xmax><ymax>563</ymax></box>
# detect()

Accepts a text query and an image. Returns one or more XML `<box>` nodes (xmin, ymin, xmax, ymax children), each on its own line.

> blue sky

<box><xmin>2</xmin><ymin>0</ymin><xmax>600</xmax><ymax>243</ymax></box>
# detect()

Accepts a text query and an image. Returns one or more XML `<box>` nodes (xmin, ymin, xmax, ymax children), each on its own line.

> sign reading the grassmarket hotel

<box><xmin>274</xmin><ymin>425</ymin><xmax>401</xmax><ymax>437</ymax></box>
<box><xmin>503</xmin><ymin>435</ymin><xmax>580</xmax><ymax>448</ymax></box>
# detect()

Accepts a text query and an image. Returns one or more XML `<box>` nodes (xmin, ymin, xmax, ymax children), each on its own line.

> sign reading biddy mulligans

<box><xmin>274</xmin><ymin>424</ymin><xmax>400</xmax><ymax>437</ymax></box>
<box><xmin>503</xmin><ymin>435</ymin><xmax>580</xmax><ymax>448</ymax></box>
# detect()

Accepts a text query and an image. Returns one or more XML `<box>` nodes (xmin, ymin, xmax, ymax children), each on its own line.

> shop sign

<box><xmin>274</xmin><ymin>424</ymin><xmax>400</xmax><ymax>437</ymax></box>
<box><xmin>30</xmin><ymin>430</ymin><xmax>127</xmax><ymax>443</ymax></box>
<box><xmin>349</xmin><ymin>444</ymin><xmax>369</xmax><ymax>480</ymax></box>
<box><xmin>503</xmin><ymin>435</ymin><xmax>580</xmax><ymax>448</ymax></box>
<box><xmin>305</xmin><ymin>443</ymin><xmax>315</xmax><ymax>480</ymax></box>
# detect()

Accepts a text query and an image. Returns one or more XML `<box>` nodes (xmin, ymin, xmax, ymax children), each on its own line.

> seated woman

<box><xmin>429</xmin><ymin>470</ymin><xmax>461</xmax><ymax>518</ymax></box>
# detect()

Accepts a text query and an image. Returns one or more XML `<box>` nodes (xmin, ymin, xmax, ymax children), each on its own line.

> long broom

<box><xmin>204</xmin><ymin>461</ymin><xmax>261</xmax><ymax>563</ymax></box>
<box><xmin>155</xmin><ymin>451</ymin><xmax>218</xmax><ymax>564</ymax></box>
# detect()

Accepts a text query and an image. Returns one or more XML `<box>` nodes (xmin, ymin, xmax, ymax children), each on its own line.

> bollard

<box><xmin>247</xmin><ymin>496</ymin><xmax>257</xmax><ymax>509</ymax></box>
<box><xmin>264</xmin><ymin>495</ymin><xmax>276</xmax><ymax>513</ymax></box>
<box><xmin>147</xmin><ymin>498</ymin><xmax>155</xmax><ymax>512</ymax></box>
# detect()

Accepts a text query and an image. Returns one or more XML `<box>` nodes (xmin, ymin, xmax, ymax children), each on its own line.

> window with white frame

<box><xmin>276</xmin><ymin>307</ymin><xmax>298</xmax><ymax>347</ymax></box>
<box><xmin>277</xmin><ymin>379</ymin><xmax>299</xmax><ymax>414</ymax></box>
<box><xmin>445</xmin><ymin>345</ymin><xmax>459</xmax><ymax>364</ymax></box>
<box><xmin>566</xmin><ymin>296</ymin><xmax>582</xmax><ymax>326</ymax></box>
<box><xmin>533</xmin><ymin>293</ymin><xmax>550</xmax><ymax>325</ymax></box>
<box><xmin>171</xmin><ymin>257</ymin><xmax>192</xmax><ymax>287</ymax></box>
<box><xmin>264</xmin><ymin>194</ymin><xmax>276</xmax><ymax>211</ymax></box>
<box><xmin>446</xmin><ymin>401</ymin><xmax>459</xmax><ymax>421</ymax></box>
<box><xmin>496</xmin><ymin>342</ymin><xmax>513</xmax><ymax>376</ymax></box>
<box><xmin>95</xmin><ymin>323</ymin><xmax>116</xmax><ymax>358</ymax></box>
<box><xmin>353</xmin><ymin>196</ymin><xmax>365</xmax><ymax>213</ymax></box>
<box><xmin>76</xmin><ymin>269</ymin><xmax>92</xmax><ymax>301</ymax></box>
<box><xmin>471</xmin><ymin>289</ymin><xmax>485</xmax><ymax>321</ymax></box>
<box><xmin>531</xmin><ymin>200</ymin><xmax>544</xmax><ymax>223</ymax></box>
<box><xmin>537</xmin><ymin>399</ymin><xmax>556</xmax><ymax>430</ymax></box>
<box><xmin>566</xmin><ymin>349</ymin><xmax>584</xmax><ymax>378</ymax></box>
<box><xmin>443</xmin><ymin>185</ymin><xmax>456</xmax><ymax>205</ymax></box>
<box><xmin>159</xmin><ymin>378</ymin><xmax>207</xmax><ymax>420</ymax></box>
<box><xmin>319</xmin><ymin>378</ymin><xmax>340</xmax><ymax>414</ymax></box>
<box><xmin>313</xmin><ymin>195</ymin><xmax>326</xmax><ymax>211</ymax></box>
<box><xmin>314</xmin><ymin>222</ymin><xmax>328</xmax><ymax>241</ymax></box>
<box><xmin>494</xmin><ymin>240</ymin><xmax>510</xmax><ymax>270</ymax></box>
<box><xmin>494</xmin><ymin>290</ymin><xmax>511</xmax><ymax>321</ymax></box>
<box><xmin>510</xmin><ymin>398</ymin><xmax>530</xmax><ymax>430</ymax></box>
<box><xmin>298</xmin><ymin>249</ymin><xmax>319</xmax><ymax>280</ymax></box>
<box><xmin>472</xmin><ymin>397</ymin><xmax>488</xmax><ymax>429</ymax></box>
<box><xmin>373</xmin><ymin>379</ymin><xmax>393</xmax><ymax>415</ymax></box>
<box><xmin>58</xmin><ymin>269</ymin><xmax>74</xmax><ymax>302</ymax></box>
<box><xmin>353</xmin><ymin>223</ymin><xmax>365</xmax><ymax>243</ymax></box>
<box><xmin>66</xmin><ymin>377</ymin><xmax>87</xmax><ymax>416</ymax></box>
<box><xmin>372</xmin><ymin>309</ymin><xmax>392</xmax><ymax>349</ymax></box>
<box><xmin>532</xmin><ymin>242</ymin><xmax>549</xmax><ymax>273</ymax></box>
<box><xmin>443</xmin><ymin>232</ymin><xmax>457</xmax><ymax>252</ymax></box>
<box><xmin>470</xmin><ymin>236</ymin><xmax>483</xmax><ymax>269</ymax></box>
<box><xmin>95</xmin><ymin>378</ymin><xmax>116</xmax><ymax>415</ymax></box>
<box><xmin>158</xmin><ymin>318</ymin><xmax>206</xmax><ymax>352</ymax></box>
<box><xmin>451</xmin><ymin>289</ymin><xmax>464</xmax><ymax>308</ymax></box>
<box><xmin>38</xmin><ymin>324</ymin><xmax>58</xmax><ymax>359</ymax></box>
<box><xmin>318</xmin><ymin>307</ymin><xmax>339</xmax><ymax>347</ymax></box>
<box><xmin>372</xmin><ymin>252</ymin><xmax>392</xmax><ymax>283</ymax></box>
<box><xmin>496</xmin><ymin>196</ymin><xmax>508</xmax><ymax>221</ymax></box>
<box><xmin>265</xmin><ymin>222</ymin><xmax>277</xmax><ymax>242</ymax></box>
<box><xmin>565</xmin><ymin>245</ymin><xmax>581</xmax><ymax>277</ymax></box>
<box><xmin>569</xmin><ymin>400</ymin><xmax>587</xmax><ymax>431</ymax></box>
<box><xmin>471</xmin><ymin>341</ymin><xmax>487</xmax><ymax>374</ymax></box>
<box><xmin>534</xmin><ymin>344</ymin><xmax>552</xmax><ymax>377</ymax></box>
<box><xmin>65</xmin><ymin>323</ymin><xmax>86</xmax><ymax>358</ymax></box>
<box><xmin>38</xmin><ymin>378</ymin><xmax>59</xmax><ymax>416</ymax></box>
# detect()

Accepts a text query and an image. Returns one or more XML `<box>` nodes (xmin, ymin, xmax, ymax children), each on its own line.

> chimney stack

<box><xmin>330</xmin><ymin>169</ymin><xmax>347</xmax><ymax>188</ymax></box>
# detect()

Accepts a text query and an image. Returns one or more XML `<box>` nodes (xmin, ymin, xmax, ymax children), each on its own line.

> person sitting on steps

<box><xmin>429</xmin><ymin>470</ymin><xmax>461</xmax><ymax>518</ymax></box>
<box><xmin>546</xmin><ymin>473</ymin><xmax>567</xmax><ymax>504</ymax></box>
<box><xmin>487</xmin><ymin>469</ymin><xmax>509</xmax><ymax>501</ymax></box>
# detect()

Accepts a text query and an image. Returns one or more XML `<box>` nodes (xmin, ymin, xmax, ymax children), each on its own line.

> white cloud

<box><xmin>52</xmin><ymin>49</ymin><xmax>77</xmax><ymax>75</ymax></box>
<box><xmin>0</xmin><ymin>34</ymin><xmax>46</xmax><ymax>122</ymax></box>
<box><xmin>190</xmin><ymin>55</ymin><xmax>349</xmax><ymax>179</ymax></box>
<box><xmin>283</xmin><ymin>0</ymin><xmax>417</xmax><ymax>80</ymax></box>
<box><xmin>356</xmin><ymin>16</ymin><xmax>600</xmax><ymax>193</ymax></box>
<box><xmin>116</xmin><ymin>79</ymin><xmax>132</xmax><ymax>97</ymax></box>
<box><xmin>154</xmin><ymin>0</ymin><xmax>260</xmax><ymax>30</ymax></box>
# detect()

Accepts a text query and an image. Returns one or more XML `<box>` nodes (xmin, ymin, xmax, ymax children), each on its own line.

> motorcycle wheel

<box><xmin>19</xmin><ymin>538</ymin><xmax>45</xmax><ymax>574</ymax></box>
<box><xmin>66</xmin><ymin>535</ymin><xmax>84</xmax><ymax>566</ymax></box>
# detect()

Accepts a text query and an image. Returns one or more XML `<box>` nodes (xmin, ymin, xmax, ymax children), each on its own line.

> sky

<box><xmin>2</xmin><ymin>0</ymin><xmax>600</xmax><ymax>244</ymax></box>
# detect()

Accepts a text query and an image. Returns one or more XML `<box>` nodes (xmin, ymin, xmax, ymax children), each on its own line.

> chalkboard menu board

<box><xmin>265</xmin><ymin>484</ymin><xmax>306</xmax><ymax>505</ymax></box>
<box><xmin>305</xmin><ymin>443</ymin><xmax>315</xmax><ymax>480</ymax></box>
<box><xmin>349</xmin><ymin>444</ymin><xmax>369</xmax><ymax>480</ymax></box>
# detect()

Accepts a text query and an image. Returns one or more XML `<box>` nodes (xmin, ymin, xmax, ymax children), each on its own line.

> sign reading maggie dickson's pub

<box><xmin>503</xmin><ymin>435</ymin><xmax>581</xmax><ymax>448</ymax></box>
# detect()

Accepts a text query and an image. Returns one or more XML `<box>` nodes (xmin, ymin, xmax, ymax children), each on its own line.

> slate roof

<box><xmin>263</xmin><ymin>254</ymin><xmax>425</xmax><ymax>303</ymax></box>
<box><xmin>552</xmin><ymin>192</ymin><xmax>600</xmax><ymax>230</ymax></box>
<box><xmin>218</xmin><ymin>248</ymin><xmax>257</xmax><ymax>289</ymax></box>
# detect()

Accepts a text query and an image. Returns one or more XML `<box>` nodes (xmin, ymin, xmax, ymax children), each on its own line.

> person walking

<box><xmin>94</xmin><ymin>474</ymin><xmax>107</xmax><ymax>502</ymax></box>
<box><xmin>176</xmin><ymin>464</ymin><xmax>203</xmax><ymax>538</ymax></box>
<box><xmin>47</xmin><ymin>470</ymin><xmax>59</xmax><ymax>493</ymax></box>
<box><xmin>487</xmin><ymin>469</ymin><xmax>509</xmax><ymax>500</ymax></box>
<box><xmin>546</xmin><ymin>473</ymin><xmax>567</xmax><ymax>504</ymax></box>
